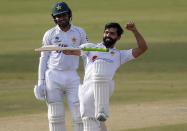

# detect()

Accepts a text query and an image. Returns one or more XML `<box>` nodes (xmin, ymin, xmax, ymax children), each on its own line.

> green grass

<box><xmin>0</xmin><ymin>78</ymin><xmax>47</xmax><ymax>117</ymax></box>
<box><xmin>112</xmin><ymin>72</ymin><xmax>187</xmax><ymax>104</ymax></box>
<box><xmin>0</xmin><ymin>0</ymin><xmax>187</xmax><ymax>126</ymax></box>
<box><xmin>121</xmin><ymin>123</ymin><xmax>187</xmax><ymax>131</ymax></box>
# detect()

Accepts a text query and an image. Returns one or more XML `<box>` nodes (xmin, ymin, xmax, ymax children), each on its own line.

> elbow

<box><xmin>144</xmin><ymin>44</ymin><xmax>148</xmax><ymax>52</ymax></box>
<box><xmin>142</xmin><ymin>43</ymin><xmax>148</xmax><ymax>53</ymax></box>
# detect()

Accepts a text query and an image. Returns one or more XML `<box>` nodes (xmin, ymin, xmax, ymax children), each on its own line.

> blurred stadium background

<box><xmin>0</xmin><ymin>0</ymin><xmax>187</xmax><ymax>130</ymax></box>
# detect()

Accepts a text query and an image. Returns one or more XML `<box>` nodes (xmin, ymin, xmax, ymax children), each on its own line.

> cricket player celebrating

<box><xmin>63</xmin><ymin>22</ymin><xmax>148</xmax><ymax>131</ymax></box>
<box><xmin>34</xmin><ymin>1</ymin><xmax>88</xmax><ymax>131</ymax></box>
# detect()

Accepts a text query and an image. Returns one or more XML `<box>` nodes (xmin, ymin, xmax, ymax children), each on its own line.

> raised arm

<box><xmin>126</xmin><ymin>22</ymin><xmax>148</xmax><ymax>58</ymax></box>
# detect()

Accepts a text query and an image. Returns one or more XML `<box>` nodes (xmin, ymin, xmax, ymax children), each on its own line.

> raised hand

<box><xmin>125</xmin><ymin>22</ymin><xmax>137</xmax><ymax>32</ymax></box>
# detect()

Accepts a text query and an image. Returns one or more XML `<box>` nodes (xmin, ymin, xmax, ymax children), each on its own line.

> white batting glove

<box><xmin>34</xmin><ymin>80</ymin><xmax>46</xmax><ymax>101</ymax></box>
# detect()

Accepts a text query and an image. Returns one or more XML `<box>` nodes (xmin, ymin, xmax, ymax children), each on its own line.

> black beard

<box><xmin>103</xmin><ymin>37</ymin><xmax>117</xmax><ymax>48</ymax></box>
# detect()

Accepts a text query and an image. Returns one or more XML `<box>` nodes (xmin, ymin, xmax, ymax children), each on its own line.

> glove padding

<box><xmin>34</xmin><ymin>82</ymin><xmax>46</xmax><ymax>101</ymax></box>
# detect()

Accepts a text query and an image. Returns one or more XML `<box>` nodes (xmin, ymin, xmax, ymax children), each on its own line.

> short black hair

<box><xmin>104</xmin><ymin>22</ymin><xmax>124</xmax><ymax>36</ymax></box>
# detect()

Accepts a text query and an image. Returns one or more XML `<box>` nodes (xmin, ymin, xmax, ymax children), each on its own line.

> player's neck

<box><xmin>60</xmin><ymin>24</ymin><xmax>71</xmax><ymax>32</ymax></box>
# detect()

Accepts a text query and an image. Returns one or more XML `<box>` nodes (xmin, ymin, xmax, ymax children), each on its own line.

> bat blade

<box><xmin>35</xmin><ymin>45</ymin><xmax>80</xmax><ymax>51</ymax></box>
<box><xmin>35</xmin><ymin>45</ymin><xmax>109</xmax><ymax>52</ymax></box>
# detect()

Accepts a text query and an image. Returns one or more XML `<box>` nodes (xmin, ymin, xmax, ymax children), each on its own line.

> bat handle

<box><xmin>81</xmin><ymin>47</ymin><xmax>109</xmax><ymax>52</ymax></box>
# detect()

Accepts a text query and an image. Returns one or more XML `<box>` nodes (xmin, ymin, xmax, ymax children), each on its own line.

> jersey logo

<box><xmin>110</xmin><ymin>51</ymin><xmax>115</xmax><ymax>55</ymax></box>
<box><xmin>92</xmin><ymin>56</ymin><xmax>98</xmax><ymax>61</ymax></box>
<box><xmin>54</xmin><ymin>36</ymin><xmax>61</xmax><ymax>43</ymax></box>
<box><xmin>72</xmin><ymin>37</ymin><xmax>76</xmax><ymax>43</ymax></box>
<box><xmin>55</xmin><ymin>36</ymin><xmax>60</xmax><ymax>41</ymax></box>
<box><xmin>91</xmin><ymin>56</ymin><xmax>113</xmax><ymax>63</ymax></box>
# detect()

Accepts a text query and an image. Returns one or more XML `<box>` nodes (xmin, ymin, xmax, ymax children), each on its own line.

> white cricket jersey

<box><xmin>38</xmin><ymin>24</ymin><xmax>88</xmax><ymax>80</ymax></box>
<box><xmin>80</xmin><ymin>43</ymin><xmax>135</xmax><ymax>84</ymax></box>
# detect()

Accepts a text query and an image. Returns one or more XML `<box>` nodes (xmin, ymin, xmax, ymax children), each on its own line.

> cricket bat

<box><xmin>35</xmin><ymin>45</ymin><xmax>109</xmax><ymax>52</ymax></box>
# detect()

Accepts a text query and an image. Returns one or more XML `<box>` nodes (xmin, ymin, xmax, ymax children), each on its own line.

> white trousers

<box><xmin>45</xmin><ymin>69</ymin><xmax>82</xmax><ymax>131</ymax></box>
<box><xmin>79</xmin><ymin>81</ymin><xmax>114</xmax><ymax>119</ymax></box>
<box><xmin>45</xmin><ymin>69</ymin><xmax>80</xmax><ymax>106</ymax></box>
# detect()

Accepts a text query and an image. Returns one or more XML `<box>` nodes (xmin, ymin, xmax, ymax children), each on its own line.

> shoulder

<box><xmin>71</xmin><ymin>25</ymin><xmax>86</xmax><ymax>33</ymax></box>
<box><xmin>80</xmin><ymin>43</ymin><xmax>96</xmax><ymax>47</ymax></box>
<box><xmin>71</xmin><ymin>24</ymin><xmax>84</xmax><ymax>32</ymax></box>
<box><xmin>71</xmin><ymin>24</ymin><xmax>88</xmax><ymax>42</ymax></box>
<box><xmin>119</xmin><ymin>49</ymin><xmax>135</xmax><ymax>62</ymax></box>
<box><xmin>111</xmin><ymin>48</ymin><xmax>120</xmax><ymax>52</ymax></box>
<box><xmin>71</xmin><ymin>25</ymin><xmax>87</xmax><ymax>38</ymax></box>
<box><xmin>119</xmin><ymin>49</ymin><xmax>133</xmax><ymax>54</ymax></box>
<box><xmin>43</xmin><ymin>26</ymin><xmax>57</xmax><ymax>37</ymax></box>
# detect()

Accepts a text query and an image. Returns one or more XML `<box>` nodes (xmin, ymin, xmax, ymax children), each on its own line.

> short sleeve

<box><xmin>120</xmin><ymin>49</ymin><xmax>135</xmax><ymax>65</ymax></box>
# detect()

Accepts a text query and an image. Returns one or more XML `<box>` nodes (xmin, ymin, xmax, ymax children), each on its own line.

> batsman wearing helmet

<box><xmin>34</xmin><ymin>1</ymin><xmax>88</xmax><ymax>131</ymax></box>
<box><xmin>63</xmin><ymin>22</ymin><xmax>148</xmax><ymax>131</ymax></box>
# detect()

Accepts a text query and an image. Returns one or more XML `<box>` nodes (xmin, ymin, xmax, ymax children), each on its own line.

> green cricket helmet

<box><xmin>52</xmin><ymin>1</ymin><xmax>72</xmax><ymax>18</ymax></box>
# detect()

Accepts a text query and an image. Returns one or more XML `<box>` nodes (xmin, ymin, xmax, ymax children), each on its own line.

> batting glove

<box><xmin>34</xmin><ymin>80</ymin><xmax>46</xmax><ymax>101</ymax></box>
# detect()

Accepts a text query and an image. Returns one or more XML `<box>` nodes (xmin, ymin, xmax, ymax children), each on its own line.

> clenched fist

<box><xmin>125</xmin><ymin>22</ymin><xmax>137</xmax><ymax>32</ymax></box>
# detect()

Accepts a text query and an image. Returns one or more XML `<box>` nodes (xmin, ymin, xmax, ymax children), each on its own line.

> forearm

<box><xmin>62</xmin><ymin>50</ymin><xmax>81</xmax><ymax>56</ymax></box>
<box><xmin>38</xmin><ymin>53</ymin><xmax>49</xmax><ymax>84</ymax></box>
<box><xmin>132</xmin><ymin>30</ymin><xmax>147</xmax><ymax>51</ymax></box>
<box><xmin>132</xmin><ymin>30</ymin><xmax>148</xmax><ymax>58</ymax></box>
<box><xmin>126</xmin><ymin>22</ymin><xmax>148</xmax><ymax>58</ymax></box>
